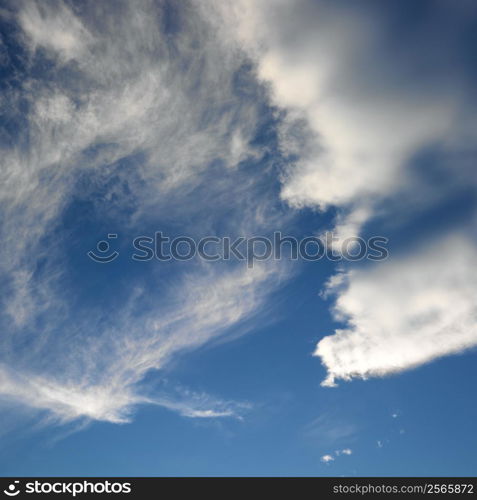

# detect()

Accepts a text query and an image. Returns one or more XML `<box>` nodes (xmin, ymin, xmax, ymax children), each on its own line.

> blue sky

<box><xmin>0</xmin><ymin>0</ymin><xmax>476</xmax><ymax>476</ymax></box>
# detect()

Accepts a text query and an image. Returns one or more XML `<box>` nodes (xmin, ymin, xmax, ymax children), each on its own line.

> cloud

<box><xmin>0</xmin><ymin>262</ymin><xmax>279</xmax><ymax>423</ymax></box>
<box><xmin>0</xmin><ymin>0</ymin><xmax>290</xmax><ymax>425</ymax></box>
<box><xmin>2</xmin><ymin>0</ymin><xmax>476</xmax><ymax>429</ymax></box>
<box><xmin>211</xmin><ymin>0</ymin><xmax>477</xmax><ymax>240</ymax></box>
<box><xmin>315</xmin><ymin>234</ymin><xmax>477</xmax><ymax>387</ymax></box>
<box><xmin>304</xmin><ymin>414</ymin><xmax>357</xmax><ymax>445</ymax></box>
<box><xmin>19</xmin><ymin>1</ymin><xmax>93</xmax><ymax>62</ymax></box>
<box><xmin>321</xmin><ymin>448</ymin><xmax>352</xmax><ymax>463</ymax></box>
<box><xmin>211</xmin><ymin>0</ymin><xmax>477</xmax><ymax>388</ymax></box>
<box><xmin>148</xmin><ymin>384</ymin><xmax>251</xmax><ymax>420</ymax></box>
<box><xmin>334</xmin><ymin>448</ymin><xmax>353</xmax><ymax>457</ymax></box>
<box><xmin>0</xmin><ymin>363</ymin><xmax>249</xmax><ymax>425</ymax></box>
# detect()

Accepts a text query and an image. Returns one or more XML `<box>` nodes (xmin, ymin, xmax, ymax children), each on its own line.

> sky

<box><xmin>0</xmin><ymin>0</ymin><xmax>476</xmax><ymax>476</ymax></box>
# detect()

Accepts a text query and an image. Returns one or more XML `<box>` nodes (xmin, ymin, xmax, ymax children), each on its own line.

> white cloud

<box><xmin>0</xmin><ymin>363</ymin><xmax>249</xmax><ymax>424</ymax></box>
<box><xmin>304</xmin><ymin>414</ymin><xmax>357</xmax><ymax>446</ymax></box>
<box><xmin>19</xmin><ymin>1</ymin><xmax>92</xmax><ymax>62</ymax></box>
<box><xmin>315</xmin><ymin>234</ymin><xmax>477</xmax><ymax>387</ymax></box>
<box><xmin>149</xmin><ymin>385</ymin><xmax>251</xmax><ymax>420</ymax></box>
<box><xmin>0</xmin><ymin>0</ymin><xmax>290</xmax><ymax>425</ymax></box>
<box><xmin>211</xmin><ymin>0</ymin><xmax>474</xmax><ymax>241</ymax></box>
<box><xmin>3</xmin><ymin>0</ymin><xmax>476</xmax><ymax>428</ymax></box>
<box><xmin>211</xmin><ymin>0</ymin><xmax>477</xmax><ymax>390</ymax></box>
<box><xmin>334</xmin><ymin>448</ymin><xmax>352</xmax><ymax>457</ymax></box>
<box><xmin>0</xmin><ymin>263</ymin><xmax>279</xmax><ymax>423</ymax></box>
<box><xmin>322</xmin><ymin>448</ymin><xmax>352</xmax><ymax>463</ymax></box>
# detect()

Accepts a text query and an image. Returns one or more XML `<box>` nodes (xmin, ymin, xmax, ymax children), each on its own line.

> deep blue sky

<box><xmin>0</xmin><ymin>0</ymin><xmax>476</xmax><ymax>476</ymax></box>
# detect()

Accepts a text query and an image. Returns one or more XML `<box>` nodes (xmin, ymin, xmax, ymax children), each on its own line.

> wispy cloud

<box><xmin>2</xmin><ymin>0</ymin><xmax>476</xmax><ymax>432</ymax></box>
<box><xmin>304</xmin><ymin>414</ymin><xmax>358</xmax><ymax>445</ymax></box>
<box><xmin>148</xmin><ymin>384</ymin><xmax>251</xmax><ymax>420</ymax></box>
<box><xmin>0</xmin><ymin>262</ymin><xmax>280</xmax><ymax>423</ymax></box>
<box><xmin>0</xmin><ymin>0</ymin><xmax>290</xmax><ymax>425</ymax></box>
